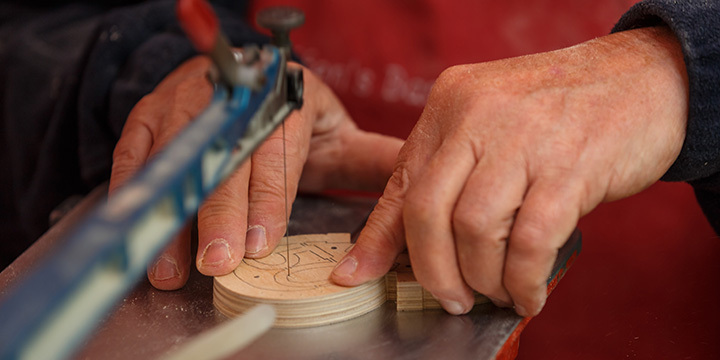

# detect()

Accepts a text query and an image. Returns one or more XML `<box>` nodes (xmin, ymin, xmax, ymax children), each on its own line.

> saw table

<box><xmin>0</xmin><ymin>186</ymin><xmax>580</xmax><ymax>359</ymax></box>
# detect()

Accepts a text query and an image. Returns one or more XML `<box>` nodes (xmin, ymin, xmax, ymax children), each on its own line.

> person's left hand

<box><xmin>110</xmin><ymin>57</ymin><xmax>402</xmax><ymax>290</ymax></box>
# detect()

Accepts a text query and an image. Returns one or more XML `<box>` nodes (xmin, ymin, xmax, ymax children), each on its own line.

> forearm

<box><xmin>613</xmin><ymin>0</ymin><xmax>720</xmax><ymax>182</ymax></box>
<box><xmin>613</xmin><ymin>0</ymin><xmax>720</xmax><ymax>233</ymax></box>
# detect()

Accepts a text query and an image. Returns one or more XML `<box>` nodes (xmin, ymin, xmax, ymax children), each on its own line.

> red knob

<box><xmin>176</xmin><ymin>0</ymin><xmax>219</xmax><ymax>53</ymax></box>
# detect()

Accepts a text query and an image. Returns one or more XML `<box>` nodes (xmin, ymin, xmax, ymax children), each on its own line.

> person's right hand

<box><xmin>110</xmin><ymin>57</ymin><xmax>402</xmax><ymax>290</ymax></box>
<box><xmin>332</xmin><ymin>26</ymin><xmax>689</xmax><ymax>317</ymax></box>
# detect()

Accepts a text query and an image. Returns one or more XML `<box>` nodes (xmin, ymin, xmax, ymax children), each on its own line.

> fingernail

<box><xmin>245</xmin><ymin>225</ymin><xmax>267</xmax><ymax>255</ymax></box>
<box><xmin>430</xmin><ymin>293</ymin><xmax>470</xmax><ymax>315</ymax></box>
<box><xmin>515</xmin><ymin>298</ymin><xmax>546</xmax><ymax>317</ymax></box>
<box><xmin>332</xmin><ymin>256</ymin><xmax>358</xmax><ymax>278</ymax></box>
<box><xmin>151</xmin><ymin>255</ymin><xmax>181</xmax><ymax>281</ymax></box>
<box><xmin>199</xmin><ymin>238</ymin><xmax>232</xmax><ymax>268</ymax></box>
<box><xmin>437</xmin><ymin>298</ymin><xmax>469</xmax><ymax>315</ymax></box>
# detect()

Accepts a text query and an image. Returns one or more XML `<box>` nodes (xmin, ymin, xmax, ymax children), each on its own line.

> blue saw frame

<box><xmin>0</xmin><ymin>45</ymin><xmax>302</xmax><ymax>359</ymax></box>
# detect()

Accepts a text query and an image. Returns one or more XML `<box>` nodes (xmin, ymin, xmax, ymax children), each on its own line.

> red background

<box><xmin>250</xmin><ymin>1</ymin><xmax>720</xmax><ymax>358</ymax></box>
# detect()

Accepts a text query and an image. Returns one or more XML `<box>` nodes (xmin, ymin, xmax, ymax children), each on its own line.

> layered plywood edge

<box><xmin>389</xmin><ymin>251</ymin><xmax>489</xmax><ymax>311</ymax></box>
<box><xmin>213</xmin><ymin>233</ymin><xmax>488</xmax><ymax>328</ymax></box>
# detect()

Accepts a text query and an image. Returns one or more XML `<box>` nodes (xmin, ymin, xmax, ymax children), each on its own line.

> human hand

<box><xmin>331</xmin><ymin>26</ymin><xmax>689</xmax><ymax>317</ymax></box>
<box><xmin>110</xmin><ymin>57</ymin><xmax>402</xmax><ymax>290</ymax></box>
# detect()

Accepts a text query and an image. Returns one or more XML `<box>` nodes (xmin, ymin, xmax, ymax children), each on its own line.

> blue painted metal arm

<box><xmin>0</xmin><ymin>46</ymin><xmax>300</xmax><ymax>360</ymax></box>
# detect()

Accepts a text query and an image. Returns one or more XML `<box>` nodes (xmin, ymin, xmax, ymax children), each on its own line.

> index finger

<box><xmin>109</xmin><ymin>98</ymin><xmax>156</xmax><ymax>195</ymax></box>
<box><xmin>331</xmin><ymin>135</ymin><xmax>438</xmax><ymax>286</ymax></box>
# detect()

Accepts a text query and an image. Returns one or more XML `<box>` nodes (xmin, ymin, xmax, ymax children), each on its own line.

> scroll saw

<box><xmin>0</xmin><ymin>0</ymin><xmax>304</xmax><ymax>358</ymax></box>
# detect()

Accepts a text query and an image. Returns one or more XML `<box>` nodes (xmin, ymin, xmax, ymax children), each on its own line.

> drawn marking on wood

<box><xmin>213</xmin><ymin>233</ymin><xmax>488</xmax><ymax>327</ymax></box>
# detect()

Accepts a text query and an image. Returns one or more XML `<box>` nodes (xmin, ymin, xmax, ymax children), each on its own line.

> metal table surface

<box><xmin>0</xmin><ymin>187</ymin><xmax>575</xmax><ymax>359</ymax></box>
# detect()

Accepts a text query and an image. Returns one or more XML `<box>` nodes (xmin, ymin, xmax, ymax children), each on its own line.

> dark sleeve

<box><xmin>612</xmin><ymin>0</ymin><xmax>720</xmax><ymax>233</ymax></box>
<box><xmin>0</xmin><ymin>0</ymin><xmax>264</xmax><ymax>266</ymax></box>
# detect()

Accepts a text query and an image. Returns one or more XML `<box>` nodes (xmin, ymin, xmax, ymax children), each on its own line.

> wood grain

<box><xmin>213</xmin><ymin>233</ymin><xmax>489</xmax><ymax>327</ymax></box>
<box><xmin>214</xmin><ymin>233</ymin><xmax>386</xmax><ymax>328</ymax></box>
<box><xmin>391</xmin><ymin>252</ymin><xmax>490</xmax><ymax>311</ymax></box>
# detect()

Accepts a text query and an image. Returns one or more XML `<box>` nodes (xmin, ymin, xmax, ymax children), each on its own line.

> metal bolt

<box><xmin>256</xmin><ymin>7</ymin><xmax>305</xmax><ymax>53</ymax></box>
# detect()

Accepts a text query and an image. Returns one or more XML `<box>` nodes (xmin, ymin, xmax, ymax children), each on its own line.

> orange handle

<box><xmin>177</xmin><ymin>0</ymin><xmax>219</xmax><ymax>53</ymax></box>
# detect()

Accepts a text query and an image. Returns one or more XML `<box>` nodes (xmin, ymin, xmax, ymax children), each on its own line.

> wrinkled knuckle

<box><xmin>249</xmin><ymin>183</ymin><xmax>286</xmax><ymax>206</ymax></box>
<box><xmin>207</xmin><ymin>185</ymin><xmax>246</xmax><ymax>208</ymax></box>
<box><xmin>280</xmin><ymin>135</ymin><xmax>306</xmax><ymax>162</ymax></box>
<box><xmin>359</xmin><ymin>201</ymin><xmax>404</xmax><ymax>251</ymax></box>
<box><xmin>386</xmin><ymin>159</ymin><xmax>412</xmax><ymax>195</ymax></box>
<box><xmin>202</xmin><ymin>197</ymin><xmax>242</xmax><ymax>214</ymax></box>
<box><xmin>513</xmin><ymin>213</ymin><xmax>545</xmax><ymax>241</ymax></box>
<box><xmin>254</xmin><ymin>133</ymin><xmax>304</xmax><ymax>163</ymax></box>
<box><xmin>253</xmin><ymin>136</ymin><xmax>282</xmax><ymax>158</ymax></box>
<box><xmin>249</xmin><ymin>159</ymin><xmax>287</xmax><ymax>186</ymax></box>
<box><xmin>357</xmin><ymin>225</ymin><xmax>398</xmax><ymax>257</ymax></box>
<box><xmin>199</xmin><ymin>198</ymin><xmax>244</xmax><ymax>223</ymax></box>
<box><xmin>512</xmin><ymin>223</ymin><xmax>555</xmax><ymax>258</ymax></box>
<box><xmin>452</xmin><ymin>205</ymin><xmax>488</xmax><ymax>237</ymax></box>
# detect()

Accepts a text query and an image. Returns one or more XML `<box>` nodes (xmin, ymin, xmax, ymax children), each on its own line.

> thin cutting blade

<box><xmin>282</xmin><ymin>121</ymin><xmax>290</xmax><ymax>277</ymax></box>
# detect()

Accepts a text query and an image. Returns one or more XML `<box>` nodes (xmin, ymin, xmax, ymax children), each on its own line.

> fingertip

<box><xmin>148</xmin><ymin>225</ymin><xmax>192</xmax><ymax>290</ymax></box>
<box><xmin>148</xmin><ymin>254</ymin><xmax>189</xmax><ymax>290</ymax></box>
<box><xmin>514</xmin><ymin>296</ymin><xmax>546</xmax><ymax>318</ymax></box>
<box><xmin>432</xmin><ymin>295</ymin><xmax>473</xmax><ymax>316</ymax></box>
<box><xmin>330</xmin><ymin>235</ymin><xmax>397</xmax><ymax>287</ymax></box>
<box><xmin>196</xmin><ymin>238</ymin><xmax>243</xmax><ymax>276</ymax></box>
<box><xmin>330</xmin><ymin>255</ymin><xmax>359</xmax><ymax>285</ymax></box>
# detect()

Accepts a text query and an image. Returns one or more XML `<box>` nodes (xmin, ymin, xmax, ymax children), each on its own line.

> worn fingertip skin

<box><xmin>149</xmin><ymin>255</ymin><xmax>188</xmax><ymax>290</ymax></box>
<box><xmin>331</xmin><ymin>255</ymin><xmax>358</xmax><ymax>284</ymax></box>
<box><xmin>438</xmin><ymin>299</ymin><xmax>471</xmax><ymax>316</ymax></box>
<box><xmin>197</xmin><ymin>238</ymin><xmax>242</xmax><ymax>276</ymax></box>
<box><xmin>514</xmin><ymin>297</ymin><xmax>545</xmax><ymax>318</ymax></box>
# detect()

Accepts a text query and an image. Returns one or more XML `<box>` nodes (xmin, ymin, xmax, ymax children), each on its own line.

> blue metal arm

<box><xmin>0</xmin><ymin>45</ymin><xmax>301</xmax><ymax>360</ymax></box>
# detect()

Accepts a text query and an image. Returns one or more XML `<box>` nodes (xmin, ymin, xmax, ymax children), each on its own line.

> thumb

<box><xmin>331</xmin><ymin>164</ymin><xmax>410</xmax><ymax>286</ymax></box>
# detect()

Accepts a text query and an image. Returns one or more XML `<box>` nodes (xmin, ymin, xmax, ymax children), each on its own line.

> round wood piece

<box><xmin>213</xmin><ymin>233</ymin><xmax>386</xmax><ymax>328</ymax></box>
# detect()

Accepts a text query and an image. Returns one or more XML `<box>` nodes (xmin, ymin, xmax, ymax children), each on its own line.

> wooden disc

<box><xmin>213</xmin><ymin>233</ymin><xmax>386</xmax><ymax>328</ymax></box>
